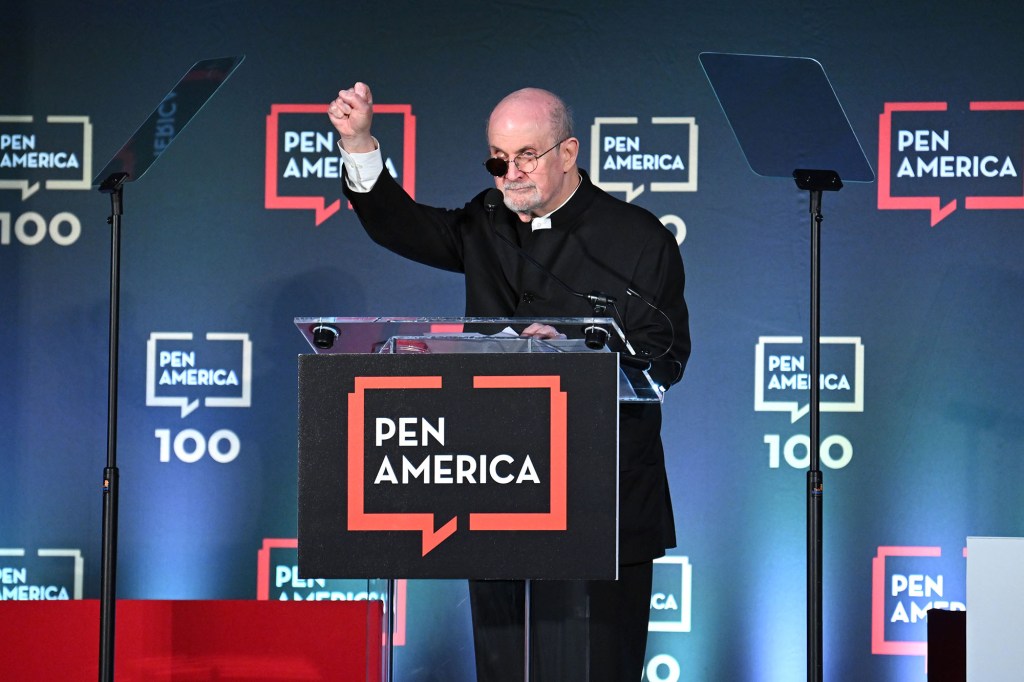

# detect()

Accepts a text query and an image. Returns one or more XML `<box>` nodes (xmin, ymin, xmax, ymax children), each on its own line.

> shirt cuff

<box><xmin>337</xmin><ymin>138</ymin><xmax>383</xmax><ymax>192</ymax></box>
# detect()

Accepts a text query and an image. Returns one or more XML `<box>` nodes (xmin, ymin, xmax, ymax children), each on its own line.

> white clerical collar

<box><xmin>530</xmin><ymin>173</ymin><xmax>582</xmax><ymax>231</ymax></box>
<box><xmin>531</xmin><ymin>216</ymin><xmax>552</xmax><ymax>231</ymax></box>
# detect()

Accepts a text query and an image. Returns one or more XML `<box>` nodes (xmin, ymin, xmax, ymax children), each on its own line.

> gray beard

<box><xmin>501</xmin><ymin>183</ymin><xmax>542</xmax><ymax>214</ymax></box>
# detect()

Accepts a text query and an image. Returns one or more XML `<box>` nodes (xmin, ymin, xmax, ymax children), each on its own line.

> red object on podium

<box><xmin>0</xmin><ymin>599</ymin><xmax>382</xmax><ymax>681</ymax></box>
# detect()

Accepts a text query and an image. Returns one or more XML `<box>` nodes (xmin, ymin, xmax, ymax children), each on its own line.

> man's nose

<box><xmin>504</xmin><ymin>162</ymin><xmax>526</xmax><ymax>180</ymax></box>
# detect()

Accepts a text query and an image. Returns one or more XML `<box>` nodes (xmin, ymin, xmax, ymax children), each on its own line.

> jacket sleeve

<box><xmin>343</xmin><ymin>167</ymin><xmax>469</xmax><ymax>274</ymax></box>
<box><xmin>624</xmin><ymin>227</ymin><xmax>691</xmax><ymax>390</ymax></box>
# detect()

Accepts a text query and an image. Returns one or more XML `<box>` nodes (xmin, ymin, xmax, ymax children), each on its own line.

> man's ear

<box><xmin>561</xmin><ymin>137</ymin><xmax>580</xmax><ymax>170</ymax></box>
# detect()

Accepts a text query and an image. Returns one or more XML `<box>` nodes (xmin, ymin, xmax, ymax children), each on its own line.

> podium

<box><xmin>295</xmin><ymin>317</ymin><xmax>659</xmax><ymax>681</ymax></box>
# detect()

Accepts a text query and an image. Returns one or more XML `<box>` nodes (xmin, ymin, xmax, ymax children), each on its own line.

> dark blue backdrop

<box><xmin>3</xmin><ymin>2</ymin><xmax>1024</xmax><ymax>680</ymax></box>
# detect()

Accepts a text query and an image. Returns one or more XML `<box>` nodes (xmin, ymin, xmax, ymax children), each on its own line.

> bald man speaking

<box><xmin>329</xmin><ymin>82</ymin><xmax>691</xmax><ymax>682</ymax></box>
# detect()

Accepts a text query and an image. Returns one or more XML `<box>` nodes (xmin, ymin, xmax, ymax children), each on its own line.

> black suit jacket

<box><xmin>345</xmin><ymin>168</ymin><xmax>690</xmax><ymax>563</ymax></box>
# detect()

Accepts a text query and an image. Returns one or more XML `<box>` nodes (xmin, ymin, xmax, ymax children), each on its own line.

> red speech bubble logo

<box><xmin>878</xmin><ymin>101</ymin><xmax>1024</xmax><ymax>226</ymax></box>
<box><xmin>468</xmin><ymin>375</ymin><xmax>567</xmax><ymax>532</ymax></box>
<box><xmin>870</xmin><ymin>545</ymin><xmax>941</xmax><ymax>657</ymax></box>
<box><xmin>346</xmin><ymin>375</ymin><xmax>567</xmax><ymax>556</ymax></box>
<box><xmin>870</xmin><ymin>545</ymin><xmax>967</xmax><ymax>661</ymax></box>
<box><xmin>878</xmin><ymin>103</ymin><xmax>956</xmax><ymax>227</ymax></box>
<box><xmin>964</xmin><ymin>101</ymin><xmax>1024</xmax><ymax>211</ymax></box>
<box><xmin>264</xmin><ymin>103</ymin><xmax>416</xmax><ymax>226</ymax></box>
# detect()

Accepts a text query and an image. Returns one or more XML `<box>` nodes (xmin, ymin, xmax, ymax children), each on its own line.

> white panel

<box><xmin>967</xmin><ymin>537</ymin><xmax>1024</xmax><ymax>681</ymax></box>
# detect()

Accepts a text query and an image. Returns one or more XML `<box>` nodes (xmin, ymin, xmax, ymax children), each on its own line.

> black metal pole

<box><xmin>807</xmin><ymin>188</ymin><xmax>824</xmax><ymax>682</ymax></box>
<box><xmin>793</xmin><ymin>169</ymin><xmax>840</xmax><ymax>682</ymax></box>
<box><xmin>98</xmin><ymin>171</ymin><xmax>128</xmax><ymax>682</ymax></box>
<box><xmin>790</xmin><ymin>168</ymin><xmax>839</xmax><ymax>679</ymax></box>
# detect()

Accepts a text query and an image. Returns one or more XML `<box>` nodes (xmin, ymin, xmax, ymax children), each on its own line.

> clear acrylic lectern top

<box><xmin>294</xmin><ymin>316</ymin><xmax>663</xmax><ymax>403</ymax></box>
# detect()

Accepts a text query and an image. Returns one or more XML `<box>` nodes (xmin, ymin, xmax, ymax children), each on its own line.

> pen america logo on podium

<box><xmin>264</xmin><ymin>102</ymin><xmax>416</xmax><ymax>226</ymax></box>
<box><xmin>348</xmin><ymin>374</ymin><xmax>565</xmax><ymax>556</ymax></box>
<box><xmin>297</xmin><ymin>352</ymin><xmax>619</xmax><ymax>580</ymax></box>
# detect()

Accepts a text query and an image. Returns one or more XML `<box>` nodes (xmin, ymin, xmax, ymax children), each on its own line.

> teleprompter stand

<box><xmin>700</xmin><ymin>52</ymin><xmax>874</xmax><ymax>682</ymax></box>
<box><xmin>91</xmin><ymin>56</ymin><xmax>244</xmax><ymax>682</ymax></box>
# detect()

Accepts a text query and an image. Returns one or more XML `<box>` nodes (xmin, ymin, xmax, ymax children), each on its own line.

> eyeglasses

<box><xmin>484</xmin><ymin>139</ymin><xmax>566</xmax><ymax>177</ymax></box>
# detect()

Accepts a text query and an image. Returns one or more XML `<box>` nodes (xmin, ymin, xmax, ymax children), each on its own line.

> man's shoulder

<box><xmin>584</xmin><ymin>177</ymin><xmax>671</xmax><ymax>236</ymax></box>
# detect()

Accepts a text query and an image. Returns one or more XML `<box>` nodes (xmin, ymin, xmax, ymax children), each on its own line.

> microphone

<box><xmin>625</xmin><ymin>286</ymin><xmax>681</xmax><ymax>377</ymax></box>
<box><xmin>484</xmin><ymin>188</ymin><xmax>504</xmax><ymax>211</ymax></box>
<box><xmin>484</xmin><ymin>189</ymin><xmax>615</xmax><ymax>350</ymax></box>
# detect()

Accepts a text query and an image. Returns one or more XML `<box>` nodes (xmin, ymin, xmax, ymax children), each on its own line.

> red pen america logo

<box><xmin>264</xmin><ymin>103</ymin><xmax>416</xmax><ymax>226</ymax></box>
<box><xmin>870</xmin><ymin>545</ymin><xmax>966</xmax><ymax>668</ymax></box>
<box><xmin>878</xmin><ymin>100</ymin><xmax>1024</xmax><ymax>226</ymax></box>
<box><xmin>347</xmin><ymin>374</ymin><xmax>567</xmax><ymax>556</ymax></box>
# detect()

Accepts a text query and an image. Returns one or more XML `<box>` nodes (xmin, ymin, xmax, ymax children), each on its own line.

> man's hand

<box><xmin>521</xmin><ymin>323</ymin><xmax>566</xmax><ymax>340</ymax></box>
<box><xmin>328</xmin><ymin>82</ymin><xmax>376</xmax><ymax>153</ymax></box>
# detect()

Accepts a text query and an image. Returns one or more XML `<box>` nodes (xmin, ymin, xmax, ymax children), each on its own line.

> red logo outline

<box><xmin>264</xmin><ymin>103</ymin><xmax>416</xmax><ymax>225</ymax></box>
<box><xmin>870</xmin><ymin>545</ymin><xmax>941</xmax><ymax>657</ymax></box>
<box><xmin>870</xmin><ymin>544</ymin><xmax>967</xmax><ymax>660</ymax></box>
<box><xmin>878</xmin><ymin>101</ymin><xmax>1024</xmax><ymax>226</ymax></box>
<box><xmin>347</xmin><ymin>374</ymin><xmax>567</xmax><ymax>556</ymax></box>
<box><xmin>964</xmin><ymin>101</ymin><xmax>1024</xmax><ymax>211</ymax></box>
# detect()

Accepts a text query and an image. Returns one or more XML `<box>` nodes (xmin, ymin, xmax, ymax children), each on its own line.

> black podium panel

<box><xmin>927</xmin><ymin>609</ymin><xmax>966</xmax><ymax>682</ymax></box>
<box><xmin>298</xmin><ymin>352</ymin><xmax>619</xmax><ymax>580</ymax></box>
